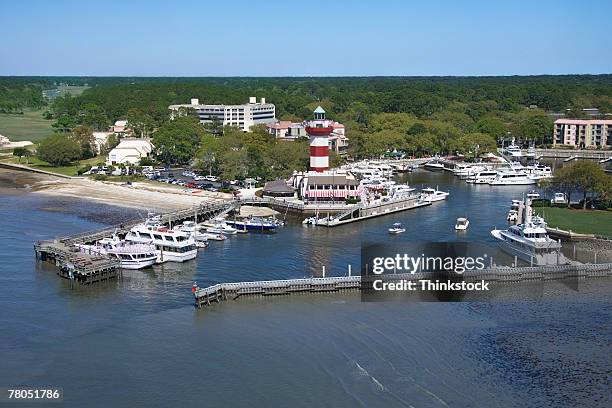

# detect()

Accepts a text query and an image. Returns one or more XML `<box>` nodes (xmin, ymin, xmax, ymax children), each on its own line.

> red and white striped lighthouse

<box><xmin>305</xmin><ymin>106</ymin><xmax>333</xmax><ymax>172</ymax></box>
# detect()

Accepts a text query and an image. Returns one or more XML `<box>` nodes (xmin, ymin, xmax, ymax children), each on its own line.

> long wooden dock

<box><xmin>193</xmin><ymin>263</ymin><xmax>612</xmax><ymax>308</ymax></box>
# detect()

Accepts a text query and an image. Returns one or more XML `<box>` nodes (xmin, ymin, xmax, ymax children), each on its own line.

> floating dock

<box><xmin>193</xmin><ymin>263</ymin><xmax>612</xmax><ymax>308</ymax></box>
<box><xmin>316</xmin><ymin>196</ymin><xmax>430</xmax><ymax>227</ymax></box>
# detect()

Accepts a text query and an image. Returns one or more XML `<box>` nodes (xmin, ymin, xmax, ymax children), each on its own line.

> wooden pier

<box><xmin>34</xmin><ymin>241</ymin><xmax>121</xmax><ymax>287</ymax></box>
<box><xmin>316</xmin><ymin>196</ymin><xmax>431</xmax><ymax>226</ymax></box>
<box><xmin>193</xmin><ymin>263</ymin><xmax>612</xmax><ymax>308</ymax></box>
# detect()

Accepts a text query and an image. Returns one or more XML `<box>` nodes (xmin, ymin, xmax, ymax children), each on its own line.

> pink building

<box><xmin>553</xmin><ymin>119</ymin><xmax>612</xmax><ymax>148</ymax></box>
<box><xmin>266</xmin><ymin>114</ymin><xmax>348</xmax><ymax>154</ymax></box>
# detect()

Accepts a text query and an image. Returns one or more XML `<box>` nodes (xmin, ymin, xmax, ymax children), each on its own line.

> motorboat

<box><xmin>527</xmin><ymin>190</ymin><xmax>540</xmax><ymax>199</ymax></box>
<box><xmin>126</xmin><ymin>215</ymin><xmax>198</xmax><ymax>263</ymax></box>
<box><xmin>388</xmin><ymin>222</ymin><xmax>406</xmax><ymax>234</ymax></box>
<box><xmin>551</xmin><ymin>192</ymin><xmax>568</xmax><ymax>205</ymax></box>
<box><xmin>201</xmin><ymin>219</ymin><xmax>239</xmax><ymax>235</ymax></box>
<box><xmin>419</xmin><ymin>187</ymin><xmax>450</xmax><ymax>202</ymax></box>
<box><xmin>489</xmin><ymin>170</ymin><xmax>537</xmax><ymax>186</ymax></box>
<box><xmin>505</xmin><ymin>138</ymin><xmax>522</xmax><ymax>158</ymax></box>
<box><xmin>76</xmin><ymin>235</ymin><xmax>158</xmax><ymax>270</ymax></box>
<box><xmin>491</xmin><ymin>198</ymin><xmax>567</xmax><ymax>266</ymax></box>
<box><xmin>466</xmin><ymin>170</ymin><xmax>499</xmax><ymax>184</ymax></box>
<box><xmin>424</xmin><ymin>159</ymin><xmax>445</xmax><ymax>171</ymax></box>
<box><xmin>455</xmin><ymin>218</ymin><xmax>469</xmax><ymax>230</ymax></box>
<box><xmin>507</xmin><ymin>210</ymin><xmax>518</xmax><ymax>223</ymax></box>
<box><xmin>225</xmin><ymin>216</ymin><xmax>278</xmax><ymax>232</ymax></box>
<box><xmin>389</xmin><ymin>184</ymin><xmax>416</xmax><ymax>198</ymax></box>
<box><xmin>302</xmin><ymin>216</ymin><xmax>318</xmax><ymax>225</ymax></box>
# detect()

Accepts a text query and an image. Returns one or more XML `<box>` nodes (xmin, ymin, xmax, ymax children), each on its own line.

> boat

<box><xmin>302</xmin><ymin>216</ymin><xmax>318</xmax><ymax>225</ymax></box>
<box><xmin>125</xmin><ymin>216</ymin><xmax>198</xmax><ymax>263</ymax></box>
<box><xmin>527</xmin><ymin>190</ymin><xmax>540</xmax><ymax>199</ymax></box>
<box><xmin>76</xmin><ymin>235</ymin><xmax>158</xmax><ymax>270</ymax></box>
<box><xmin>505</xmin><ymin>138</ymin><xmax>523</xmax><ymax>158</ymax></box>
<box><xmin>488</xmin><ymin>170</ymin><xmax>537</xmax><ymax>186</ymax></box>
<box><xmin>225</xmin><ymin>216</ymin><xmax>278</xmax><ymax>232</ymax></box>
<box><xmin>389</xmin><ymin>184</ymin><xmax>416</xmax><ymax>198</ymax></box>
<box><xmin>455</xmin><ymin>218</ymin><xmax>470</xmax><ymax>231</ymax></box>
<box><xmin>491</xmin><ymin>198</ymin><xmax>567</xmax><ymax>266</ymax></box>
<box><xmin>466</xmin><ymin>170</ymin><xmax>499</xmax><ymax>184</ymax></box>
<box><xmin>419</xmin><ymin>187</ymin><xmax>450</xmax><ymax>202</ymax></box>
<box><xmin>507</xmin><ymin>210</ymin><xmax>518</xmax><ymax>223</ymax></box>
<box><xmin>200</xmin><ymin>219</ymin><xmax>238</xmax><ymax>235</ymax></box>
<box><xmin>424</xmin><ymin>159</ymin><xmax>445</xmax><ymax>171</ymax></box>
<box><xmin>388</xmin><ymin>222</ymin><xmax>406</xmax><ymax>234</ymax></box>
<box><xmin>551</xmin><ymin>192</ymin><xmax>568</xmax><ymax>205</ymax></box>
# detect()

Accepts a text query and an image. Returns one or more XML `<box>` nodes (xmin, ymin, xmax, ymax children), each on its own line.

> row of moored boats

<box><xmin>76</xmin><ymin>214</ymin><xmax>281</xmax><ymax>269</ymax></box>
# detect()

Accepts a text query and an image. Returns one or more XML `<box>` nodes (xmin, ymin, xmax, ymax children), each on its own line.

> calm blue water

<box><xmin>1</xmin><ymin>170</ymin><xmax>610</xmax><ymax>407</ymax></box>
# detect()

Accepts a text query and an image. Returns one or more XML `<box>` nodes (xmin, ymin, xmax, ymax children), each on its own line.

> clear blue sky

<box><xmin>1</xmin><ymin>0</ymin><xmax>611</xmax><ymax>76</ymax></box>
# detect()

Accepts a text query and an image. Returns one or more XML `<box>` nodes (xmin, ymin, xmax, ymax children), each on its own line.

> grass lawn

<box><xmin>0</xmin><ymin>109</ymin><xmax>54</xmax><ymax>142</ymax></box>
<box><xmin>2</xmin><ymin>156</ymin><xmax>104</xmax><ymax>177</ymax></box>
<box><xmin>535</xmin><ymin>207</ymin><xmax>612</xmax><ymax>237</ymax></box>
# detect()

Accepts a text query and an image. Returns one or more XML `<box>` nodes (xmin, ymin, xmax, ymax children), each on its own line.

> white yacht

<box><xmin>489</xmin><ymin>170</ymin><xmax>537</xmax><ymax>186</ymax></box>
<box><xmin>454</xmin><ymin>164</ymin><xmax>489</xmax><ymax>179</ymax></box>
<box><xmin>126</xmin><ymin>217</ymin><xmax>197</xmax><ymax>263</ymax></box>
<box><xmin>76</xmin><ymin>236</ymin><xmax>158</xmax><ymax>270</ymax></box>
<box><xmin>466</xmin><ymin>170</ymin><xmax>499</xmax><ymax>184</ymax></box>
<box><xmin>505</xmin><ymin>138</ymin><xmax>522</xmax><ymax>158</ymax></box>
<box><xmin>455</xmin><ymin>217</ymin><xmax>470</xmax><ymax>231</ymax></box>
<box><xmin>173</xmin><ymin>221</ymin><xmax>217</xmax><ymax>246</ymax></box>
<box><xmin>524</xmin><ymin>163</ymin><xmax>553</xmax><ymax>180</ymax></box>
<box><xmin>491</xmin><ymin>199</ymin><xmax>567</xmax><ymax>265</ymax></box>
<box><xmin>419</xmin><ymin>187</ymin><xmax>450</xmax><ymax>202</ymax></box>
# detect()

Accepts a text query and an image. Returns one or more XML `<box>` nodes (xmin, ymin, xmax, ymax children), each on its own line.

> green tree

<box><xmin>153</xmin><ymin>116</ymin><xmax>205</xmax><ymax>164</ymax></box>
<box><xmin>37</xmin><ymin>135</ymin><xmax>81</xmax><ymax>166</ymax></box>
<box><xmin>71</xmin><ymin>125</ymin><xmax>96</xmax><ymax>159</ymax></box>
<box><xmin>12</xmin><ymin>147</ymin><xmax>32</xmax><ymax>163</ymax></box>
<box><xmin>475</xmin><ymin>117</ymin><xmax>506</xmax><ymax>139</ymax></box>
<box><xmin>456</xmin><ymin>132</ymin><xmax>497</xmax><ymax>158</ymax></box>
<box><xmin>517</xmin><ymin>110</ymin><xmax>553</xmax><ymax>146</ymax></box>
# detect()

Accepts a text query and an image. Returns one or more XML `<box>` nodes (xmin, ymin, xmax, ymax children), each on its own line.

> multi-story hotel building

<box><xmin>553</xmin><ymin>119</ymin><xmax>612</xmax><ymax>148</ymax></box>
<box><xmin>168</xmin><ymin>97</ymin><xmax>276</xmax><ymax>131</ymax></box>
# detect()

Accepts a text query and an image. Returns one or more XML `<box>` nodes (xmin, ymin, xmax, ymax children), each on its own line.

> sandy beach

<box><xmin>0</xmin><ymin>168</ymin><xmax>232</xmax><ymax>211</ymax></box>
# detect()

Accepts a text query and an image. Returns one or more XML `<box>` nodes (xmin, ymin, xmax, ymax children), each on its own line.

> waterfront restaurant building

<box><xmin>169</xmin><ymin>97</ymin><xmax>276</xmax><ymax>131</ymax></box>
<box><xmin>553</xmin><ymin>119</ymin><xmax>612</xmax><ymax>148</ymax></box>
<box><xmin>292</xmin><ymin>171</ymin><xmax>362</xmax><ymax>203</ymax></box>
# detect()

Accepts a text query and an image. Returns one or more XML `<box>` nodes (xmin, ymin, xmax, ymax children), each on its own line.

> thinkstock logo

<box><xmin>361</xmin><ymin>242</ymin><xmax>511</xmax><ymax>302</ymax></box>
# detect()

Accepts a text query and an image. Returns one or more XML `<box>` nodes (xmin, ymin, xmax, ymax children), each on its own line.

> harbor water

<box><xmin>1</xmin><ymin>170</ymin><xmax>611</xmax><ymax>407</ymax></box>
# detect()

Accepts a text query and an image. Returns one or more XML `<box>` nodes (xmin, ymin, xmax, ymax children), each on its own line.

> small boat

<box><xmin>302</xmin><ymin>216</ymin><xmax>318</xmax><ymax>225</ymax></box>
<box><xmin>225</xmin><ymin>216</ymin><xmax>278</xmax><ymax>232</ymax></box>
<box><xmin>201</xmin><ymin>219</ymin><xmax>238</xmax><ymax>235</ymax></box>
<box><xmin>527</xmin><ymin>190</ymin><xmax>540</xmax><ymax>199</ymax></box>
<box><xmin>551</xmin><ymin>192</ymin><xmax>568</xmax><ymax>205</ymax></box>
<box><xmin>507</xmin><ymin>210</ymin><xmax>518</xmax><ymax>223</ymax></box>
<box><xmin>455</xmin><ymin>217</ymin><xmax>470</xmax><ymax>230</ymax></box>
<box><xmin>424</xmin><ymin>160</ymin><xmax>445</xmax><ymax>171</ymax></box>
<box><xmin>195</xmin><ymin>241</ymin><xmax>209</xmax><ymax>248</ymax></box>
<box><xmin>388</xmin><ymin>222</ymin><xmax>406</xmax><ymax>234</ymax></box>
<box><xmin>419</xmin><ymin>187</ymin><xmax>450</xmax><ymax>202</ymax></box>
<box><xmin>199</xmin><ymin>232</ymin><xmax>226</xmax><ymax>241</ymax></box>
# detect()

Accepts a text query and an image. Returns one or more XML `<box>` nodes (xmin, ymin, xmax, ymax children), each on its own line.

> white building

<box><xmin>106</xmin><ymin>138</ymin><xmax>154</xmax><ymax>165</ymax></box>
<box><xmin>168</xmin><ymin>97</ymin><xmax>276</xmax><ymax>131</ymax></box>
<box><xmin>92</xmin><ymin>132</ymin><xmax>112</xmax><ymax>154</ymax></box>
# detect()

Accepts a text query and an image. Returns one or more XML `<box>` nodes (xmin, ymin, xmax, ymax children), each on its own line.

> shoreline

<box><xmin>0</xmin><ymin>168</ymin><xmax>232</xmax><ymax>212</ymax></box>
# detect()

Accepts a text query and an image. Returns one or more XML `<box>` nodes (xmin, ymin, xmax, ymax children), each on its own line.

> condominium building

<box><xmin>553</xmin><ymin>119</ymin><xmax>612</xmax><ymax>148</ymax></box>
<box><xmin>168</xmin><ymin>97</ymin><xmax>276</xmax><ymax>131</ymax></box>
